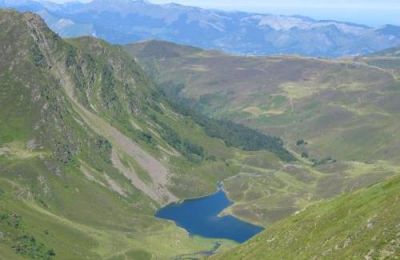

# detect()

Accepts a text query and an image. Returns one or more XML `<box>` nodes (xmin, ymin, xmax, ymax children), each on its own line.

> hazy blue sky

<box><xmin>47</xmin><ymin>0</ymin><xmax>400</xmax><ymax>26</ymax></box>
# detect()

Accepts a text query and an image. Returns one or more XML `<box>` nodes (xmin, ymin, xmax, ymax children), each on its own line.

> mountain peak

<box><xmin>2</xmin><ymin>0</ymin><xmax>400</xmax><ymax>57</ymax></box>
<box><xmin>91</xmin><ymin>0</ymin><xmax>150</xmax><ymax>5</ymax></box>
<box><xmin>377</xmin><ymin>24</ymin><xmax>400</xmax><ymax>37</ymax></box>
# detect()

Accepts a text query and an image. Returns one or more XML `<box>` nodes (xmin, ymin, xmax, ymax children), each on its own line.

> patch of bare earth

<box><xmin>26</xmin><ymin>16</ymin><xmax>177</xmax><ymax>205</ymax></box>
<box><xmin>111</xmin><ymin>150</ymin><xmax>175</xmax><ymax>203</ymax></box>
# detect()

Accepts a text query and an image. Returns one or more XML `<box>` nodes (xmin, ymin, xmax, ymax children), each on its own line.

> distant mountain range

<box><xmin>2</xmin><ymin>0</ymin><xmax>400</xmax><ymax>57</ymax></box>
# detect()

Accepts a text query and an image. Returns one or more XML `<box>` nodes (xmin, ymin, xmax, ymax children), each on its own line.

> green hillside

<box><xmin>3</xmin><ymin>10</ymin><xmax>360</xmax><ymax>259</ymax></box>
<box><xmin>126</xmin><ymin>42</ymin><xmax>400</xmax><ymax>259</ymax></box>
<box><xmin>125</xmin><ymin>41</ymin><xmax>400</xmax><ymax>258</ymax></box>
<box><xmin>213</xmin><ymin>175</ymin><xmax>400</xmax><ymax>259</ymax></box>
<box><xmin>355</xmin><ymin>47</ymin><xmax>400</xmax><ymax>81</ymax></box>
<box><xmin>1</xmin><ymin>10</ymin><xmax>400</xmax><ymax>260</ymax></box>
<box><xmin>0</xmin><ymin>10</ymin><xmax>247</xmax><ymax>259</ymax></box>
<box><xmin>125</xmin><ymin>41</ymin><xmax>400</xmax><ymax>229</ymax></box>
<box><xmin>126</xmin><ymin>40</ymin><xmax>400</xmax><ymax>218</ymax></box>
<box><xmin>126</xmin><ymin>41</ymin><xmax>400</xmax><ymax>164</ymax></box>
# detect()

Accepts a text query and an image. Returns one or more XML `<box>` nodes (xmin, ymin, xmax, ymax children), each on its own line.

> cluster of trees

<box><xmin>31</xmin><ymin>45</ymin><xmax>47</xmax><ymax>68</ymax></box>
<box><xmin>0</xmin><ymin>213</ymin><xmax>56</xmax><ymax>259</ymax></box>
<box><xmin>152</xmin><ymin>116</ymin><xmax>205</xmax><ymax>162</ymax></box>
<box><xmin>13</xmin><ymin>235</ymin><xmax>56</xmax><ymax>259</ymax></box>
<box><xmin>296</xmin><ymin>139</ymin><xmax>308</xmax><ymax>146</ymax></box>
<box><xmin>311</xmin><ymin>157</ymin><xmax>337</xmax><ymax>166</ymax></box>
<box><xmin>95</xmin><ymin>137</ymin><xmax>112</xmax><ymax>163</ymax></box>
<box><xmin>295</xmin><ymin>139</ymin><xmax>336</xmax><ymax>165</ymax></box>
<box><xmin>159</xmin><ymin>83</ymin><xmax>295</xmax><ymax>162</ymax></box>
<box><xmin>100</xmin><ymin>65</ymin><xmax>119</xmax><ymax>110</ymax></box>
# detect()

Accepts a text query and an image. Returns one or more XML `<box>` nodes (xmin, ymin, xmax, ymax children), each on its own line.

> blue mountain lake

<box><xmin>156</xmin><ymin>188</ymin><xmax>264</xmax><ymax>243</ymax></box>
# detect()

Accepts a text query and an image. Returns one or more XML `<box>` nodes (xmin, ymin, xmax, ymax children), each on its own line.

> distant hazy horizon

<box><xmin>44</xmin><ymin>0</ymin><xmax>400</xmax><ymax>27</ymax></box>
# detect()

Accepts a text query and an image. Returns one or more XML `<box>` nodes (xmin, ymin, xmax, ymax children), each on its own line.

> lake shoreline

<box><xmin>155</xmin><ymin>183</ymin><xmax>264</xmax><ymax>243</ymax></box>
<box><xmin>156</xmin><ymin>182</ymin><xmax>226</xmax><ymax>208</ymax></box>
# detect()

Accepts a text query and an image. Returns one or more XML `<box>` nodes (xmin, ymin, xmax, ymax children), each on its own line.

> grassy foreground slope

<box><xmin>214</xmin><ymin>175</ymin><xmax>400</xmax><ymax>259</ymax></box>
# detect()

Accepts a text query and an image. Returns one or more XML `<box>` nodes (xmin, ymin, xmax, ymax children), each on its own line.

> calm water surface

<box><xmin>156</xmin><ymin>189</ymin><xmax>263</xmax><ymax>243</ymax></box>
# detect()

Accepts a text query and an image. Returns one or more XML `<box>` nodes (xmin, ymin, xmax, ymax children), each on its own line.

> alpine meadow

<box><xmin>0</xmin><ymin>1</ymin><xmax>400</xmax><ymax>260</ymax></box>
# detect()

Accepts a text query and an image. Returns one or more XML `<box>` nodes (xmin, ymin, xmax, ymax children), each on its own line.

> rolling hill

<box><xmin>5</xmin><ymin>9</ymin><xmax>381</xmax><ymax>259</ymax></box>
<box><xmin>0</xmin><ymin>9</ymin><xmax>282</xmax><ymax>259</ymax></box>
<box><xmin>2</xmin><ymin>8</ymin><xmax>400</xmax><ymax>260</ymax></box>
<box><xmin>213</xmin><ymin>175</ymin><xmax>400</xmax><ymax>259</ymax></box>
<box><xmin>126</xmin><ymin>40</ymin><xmax>400</xmax><ymax>237</ymax></box>
<box><xmin>1</xmin><ymin>0</ymin><xmax>400</xmax><ymax>57</ymax></box>
<box><xmin>126</xmin><ymin>40</ymin><xmax>400</xmax><ymax>165</ymax></box>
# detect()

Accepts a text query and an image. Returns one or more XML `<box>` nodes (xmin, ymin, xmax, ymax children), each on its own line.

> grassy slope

<box><xmin>1</xmin><ymin>11</ymin><xmax>398</xmax><ymax>259</ymax></box>
<box><xmin>125</xmin><ymin>41</ymin><xmax>400</xmax><ymax>164</ymax></box>
<box><xmin>125</xmin><ymin>41</ymin><xmax>400</xmax><ymax>226</ymax></box>
<box><xmin>355</xmin><ymin>47</ymin><xmax>400</xmax><ymax>81</ymax></box>
<box><xmin>213</xmin><ymin>175</ymin><xmax>400</xmax><ymax>259</ymax></box>
<box><xmin>62</xmin><ymin>36</ymin><xmax>247</xmax><ymax>201</ymax></box>
<box><xmin>127</xmin><ymin>42</ymin><xmax>400</xmax><ymax>258</ymax></box>
<box><xmin>0</xmin><ymin>10</ymin><xmax>243</xmax><ymax>259</ymax></box>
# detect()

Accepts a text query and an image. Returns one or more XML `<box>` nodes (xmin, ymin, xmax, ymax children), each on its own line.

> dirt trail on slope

<box><xmin>26</xmin><ymin>16</ymin><xmax>177</xmax><ymax>204</ymax></box>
